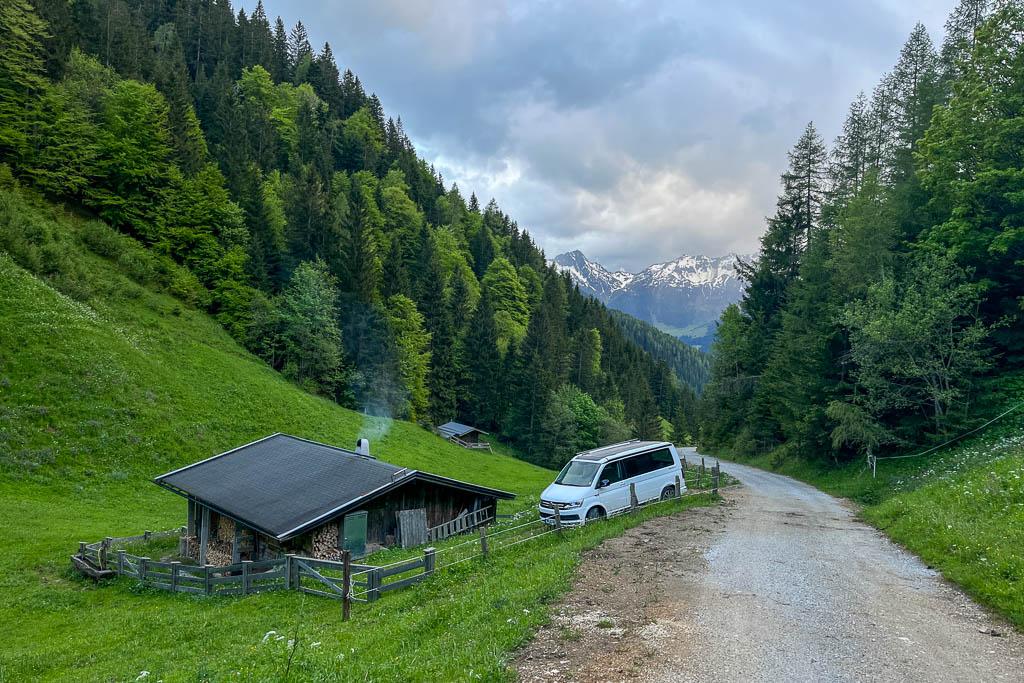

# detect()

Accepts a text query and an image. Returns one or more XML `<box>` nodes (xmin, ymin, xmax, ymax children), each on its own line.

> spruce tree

<box><xmin>461</xmin><ymin>297</ymin><xmax>502</xmax><ymax>428</ymax></box>
<box><xmin>0</xmin><ymin>0</ymin><xmax>49</xmax><ymax>161</ymax></box>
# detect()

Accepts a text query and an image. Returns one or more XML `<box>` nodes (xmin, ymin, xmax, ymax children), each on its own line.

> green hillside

<box><xmin>0</xmin><ymin>190</ymin><xmax>583</xmax><ymax>679</ymax></box>
<box><xmin>0</xmin><ymin>215</ymin><xmax>720</xmax><ymax>680</ymax></box>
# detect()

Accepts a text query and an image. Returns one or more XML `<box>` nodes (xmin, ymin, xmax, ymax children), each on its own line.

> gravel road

<box><xmin>516</xmin><ymin>452</ymin><xmax>1024</xmax><ymax>682</ymax></box>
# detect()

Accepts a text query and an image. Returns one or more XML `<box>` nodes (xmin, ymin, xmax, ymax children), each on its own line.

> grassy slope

<box><xmin>726</xmin><ymin>394</ymin><xmax>1024</xmax><ymax>630</ymax></box>
<box><xmin>0</xmin><ymin>204</ymin><xmax>720</xmax><ymax>681</ymax></box>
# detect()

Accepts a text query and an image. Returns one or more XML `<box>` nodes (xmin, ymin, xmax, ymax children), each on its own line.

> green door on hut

<box><xmin>340</xmin><ymin>511</ymin><xmax>367</xmax><ymax>558</ymax></box>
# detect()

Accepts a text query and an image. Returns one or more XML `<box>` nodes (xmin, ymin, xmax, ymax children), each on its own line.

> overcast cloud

<box><xmin>259</xmin><ymin>0</ymin><xmax>952</xmax><ymax>272</ymax></box>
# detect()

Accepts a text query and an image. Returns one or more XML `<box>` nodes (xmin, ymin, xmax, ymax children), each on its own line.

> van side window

<box><xmin>599</xmin><ymin>461</ymin><xmax>623</xmax><ymax>486</ymax></box>
<box><xmin>650</xmin><ymin>448</ymin><xmax>674</xmax><ymax>469</ymax></box>
<box><xmin>621</xmin><ymin>452</ymin><xmax>655</xmax><ymax>478</ymax></box>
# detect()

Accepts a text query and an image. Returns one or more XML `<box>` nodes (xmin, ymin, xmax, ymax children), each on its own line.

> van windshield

<box><xmin>554</xmin><ymin>461</ymin><xmax>600</xmax><ymax>487</ymax></box>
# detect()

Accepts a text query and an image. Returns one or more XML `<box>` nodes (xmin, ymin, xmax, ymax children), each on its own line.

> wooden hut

<box><xmin>153</xmin><ymin>434</ymin><xmax>514</xmax><ymax>565</ymax></box>
<box><xmin>436</xmin><ymin>422</ymin><xmax>492</xmax><ymax>451</ymax></box>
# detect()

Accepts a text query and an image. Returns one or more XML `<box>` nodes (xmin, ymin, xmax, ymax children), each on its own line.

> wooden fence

<box><xmin>448</xmin><ymin>435</ymin><xmax>492</xmax><ymax>452</ymax></box>
<box><xmin>427</xmin><ymin>507</ymin><xmax>491</xmax><ymax>542</ymax></box>
<box><xmin>72</xmin><ymin>530</ymin><xmax>438</xmax><ymax>621</ymax></box>
<box><xmin>72</xmin><ymin>464</ymin><xmax>732</xmax><ymax>622</ymax></box>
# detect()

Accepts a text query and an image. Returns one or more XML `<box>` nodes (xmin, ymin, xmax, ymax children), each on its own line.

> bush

<box><xmin>0</xmin><ymin>189</ymin><xmax>91</xmax><ymax>300</ymax></box>
<box><xmin>80</xmin><ymin>219</ymin><xmax>125</xmax><ymax>259</ymax></box>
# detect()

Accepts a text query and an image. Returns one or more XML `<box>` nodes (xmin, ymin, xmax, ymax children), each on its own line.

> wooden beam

<box><xmin>187</xmin><ymin>499</ymin><xmax>196</xmax><ymax>536</ymax></box>
<box><xmin>232</xmin><ymin>523</ymin><xmax>241</xmax><ymax>564</ymax></box>
<box><xmin>199</xmin><ymin>506</ymin><xmax>210</xmax><ymax>566</ymax></box>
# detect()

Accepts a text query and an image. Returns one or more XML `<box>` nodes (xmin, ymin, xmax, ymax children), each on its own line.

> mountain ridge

<box><xmin>551</xmin><ymin>249</ymin><xmax>753</xmax><ymax>349</ymax></box>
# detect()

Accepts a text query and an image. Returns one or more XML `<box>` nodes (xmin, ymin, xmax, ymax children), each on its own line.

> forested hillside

<box><xmin>700</xmin><ymin>0</ymin><xmax>1024</xmax><ymax>466</ymax></box>
<box><xmin>0</xmin><ymin>0</ymin><xmax>698</xmax><ymax>469</ymax></box>
<box><xmin>608</xmin><ymin>309</ymin><xmax>711</xmax><ymax>390</ymax></box>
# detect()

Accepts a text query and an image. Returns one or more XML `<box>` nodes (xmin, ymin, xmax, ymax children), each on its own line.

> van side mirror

<box><xmin>599</xmin><ymin>479</ymin><xmax>610</xmax><ymax>488</ymax></box>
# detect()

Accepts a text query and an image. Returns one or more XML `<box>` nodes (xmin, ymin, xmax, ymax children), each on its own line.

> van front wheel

<box><xmin>661</xmin><ymin>486</ymin><xmax>676</xmax><ymax>501</ymax></box>
<box><xmin>585</xmin><ymin>507</ymin><xmax>605</xmax><ymax>522</ymax></box>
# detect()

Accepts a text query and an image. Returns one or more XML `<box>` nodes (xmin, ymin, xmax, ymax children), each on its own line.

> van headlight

<box><xmin>570</xmin><ymin>499</ymin><xmax>584</xmax><ymax>508</ymax></box>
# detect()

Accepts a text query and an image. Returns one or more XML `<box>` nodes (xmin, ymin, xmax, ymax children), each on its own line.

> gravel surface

<box><xmin>515</xmin><ymin>452</ymin><xmax>1024</xmax><ymax>682</ymax></box>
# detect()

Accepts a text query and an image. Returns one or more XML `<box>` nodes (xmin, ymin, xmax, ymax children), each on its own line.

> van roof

<box><xmin>572</xmin><ymin>440</ymin><xmax>671</xmax><ymax>463</ymax></box>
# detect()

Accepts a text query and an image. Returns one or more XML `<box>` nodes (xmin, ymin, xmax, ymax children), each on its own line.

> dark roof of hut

<box><xmin>153</xmin><ymin>434</ymin><xmax>514</xmax><ymax>540</ymax></box>
<box><xmin>437</xmin><ymin>421</ymin><xmax>489</xmax><ymax>438</ymax></box>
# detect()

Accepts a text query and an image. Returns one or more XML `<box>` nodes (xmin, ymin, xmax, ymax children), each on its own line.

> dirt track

<box><xmin>515</xmin><ymin>455</ymin><xmax>1024</xmax><ymax>682</ymax></box>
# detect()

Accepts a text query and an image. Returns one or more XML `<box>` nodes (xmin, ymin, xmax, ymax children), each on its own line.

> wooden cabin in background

<box><xmin>152</xmin><ymin>434</ymin><xmax>514</xmax><ymax>565</ymax></box>
<box><xmin>436</xmin><ymin>422</ymin><xmax>492</xmax><ymax>451</ymax></box>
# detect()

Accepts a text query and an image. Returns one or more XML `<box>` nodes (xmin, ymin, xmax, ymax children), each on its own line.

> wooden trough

<box><xmin>70</xmin><ymin>553</ymin><xmax>115</xmax><ymax>580</ymax></box>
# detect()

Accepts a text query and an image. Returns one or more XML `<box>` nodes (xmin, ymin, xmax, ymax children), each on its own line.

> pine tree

<box><xmin>632</xmin><ymin>392</ymin><xmax>663</xmax><ymax>441</ymax></box>
<box><xmin>381</xmin><ymin>235</ymin><xmax>409</xmax><ymax>299</ymax></box>
<box><xmin>0</xmin><ymin>0</ymin><xmax>49</xmax><ymax>161</ymax></box>
<box><xmin>508</xmin><ymin>274</ymin><xmax>569</xmax><ymax>452</ymax></box>
<box><xmin>461</xmin><ymin>297</ymin><xmax>502</xmax><ymax>428</ymax></box>
<box><xmin>779</xmin><ymin>121</ymin><xmax>828</xmax><ymax>246</ymax></box>
<box><xmin>271</xmin><ymin>17</ymin><xmax>290</xmax><ymax>81</ymax></box>
<box><xmin>940</xmin><ymin>0</ymin><xmax>991</xmax><ymax>82</ymax></box>
<box><xmin>428</xmin><ymin>303</ymin><xmax>458</xmax><ymax>426</ymax></box>
<box><xmin>287</xmin><ymin>21</ymin><xmax>312</xmax><ymax>72</ymax></box>
<box><xmin>828</xmin><ymin>92</ymin><xmax>871</xmax><ymax>210</ymax></box>
<box><xmin>889</xmin><ymin>24</ymin><xmax>942</xmax><ymax>182</ymax></box>
<box><xmin>339</xmin><ymin>172</ymin><xmax>382</xmax><ymax>302</ymax></box>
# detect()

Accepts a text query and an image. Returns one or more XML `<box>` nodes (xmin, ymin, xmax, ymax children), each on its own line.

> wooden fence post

<box><xmin>342</xmin><ymin>550</ymin><xmax>351</xmax><ymax>622</ymax></box>
<box><xmin>699</xmin><ymin>461</ymin><xmax>705</xmax><ymax>488</ymax></box>
<box><xmin>170</xmin><ymin>561</ymin><xmax>180</xmax><ymax>592</ymax></box>
<box><xmin>629</xmin><ymin>483</ymin><xmax>638</xmax><ymax>516</ymax></box>
<box><xmin>479</xmin><ymin>526</ymin><xmax>488</xmax><ymax>555</ymax></box>
<box><xmin>117</xmin><ymin>549</ymin><xmax>125</xmax><ymax>576</ymax></box>
<box><xmin>554</xmin><ymin>507</ymin><xmax>564</xmax><ymax>536</ymax></box>
<box><xmin>285</xmin><ymin>554</ymin><xmax>296</xmax><ymax>590</ymax></box>
<box><xmin>199</xmin><ymin>508</ymin><xmax>210</xmax><ymax>566</ymax></box>
<box><xmin>139</xmin><ymin>557</ymin><xmax>149</xmax><ymax>588</ymax></box>
<box><xmin>675</xmin><ymin>475</ymin><xmax>682</xmax><ymax>500</ymax></box>
<box><xmin>100</xmin><ymin>537</ymin><xmax>112</xmax><ymax>570</ymax></box>
<box><xmin>144</xmin><ymin>530</ymin><xmax>152</xmax><ymax>542</ymax></box>
<box><xmin>242</xmin><ymin>560</ymin><xmax>252</xmax><ymax>595</ymax></box>
<box><xmin>205</xmin><ymin>565</ymin><xmax>214</xmax><ymax>595</ymax></box>
<box><xmin>712</xmin><ymin>465</ymin><xmax>720</xmax><ymax>495</ymax></box>
<box><xmin>424</xmin><ymin>547</ymin><xmax>436</xmax><ymax>576</ymax></box>
<box><xmin>78</xmin><ymin>541</ymin><xmax>86</xmax><ymax>557</ymax></box>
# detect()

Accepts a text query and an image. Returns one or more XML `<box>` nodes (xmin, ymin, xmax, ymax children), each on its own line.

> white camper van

<box><xmin>539</xmin><ymin>440</ymin><xmax>685</xmax><ymax>525</ymax></box>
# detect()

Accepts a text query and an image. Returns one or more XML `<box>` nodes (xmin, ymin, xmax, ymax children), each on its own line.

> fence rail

<box><xmin>72</xmin><ymin>462</ymin><xmax>733</xmax><ymax>621</ymax></box>
<box><xmin>427</xmin><ymin>507</ymin><xmax>491</xmax><ymax>542</ymax></box>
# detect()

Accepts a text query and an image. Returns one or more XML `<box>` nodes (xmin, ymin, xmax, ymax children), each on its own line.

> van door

<box><xmin>620</xmin><ymin>451</ymin><xmax>659</xmax><ymax>502</ymax></box>
<box><xmin>593</xmin><ymin>461</ymin><xmax>629</xmax><ymax>514</ymax></box>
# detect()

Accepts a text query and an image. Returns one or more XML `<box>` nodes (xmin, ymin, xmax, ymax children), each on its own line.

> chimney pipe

<box><xmin>355</xmin><ymin>438</ymin><xmax>372</xmax><ymax>458</ymax></box>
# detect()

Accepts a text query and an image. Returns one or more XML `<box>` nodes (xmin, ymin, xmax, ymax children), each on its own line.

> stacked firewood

<box><xmin>183</xmin><ymin>534</ymin><xmax>232</xmax><ymax>566</ymax></box>
<box><xmin>217</xmin><ymin>515</ymin><xmax>235</xmax><ymax>541</ymax></box>
<box><xmin>204</xmin><ymin>539</ymin><xmax>233</xmax><ymax>566</ymax></box>
<box><xmin>311</xmin><ymin>523</ymin><xmax>341</xmax><ymax>561</ymax></box>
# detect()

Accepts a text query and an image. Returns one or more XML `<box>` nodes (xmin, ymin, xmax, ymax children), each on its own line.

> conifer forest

<box><xmin>0</xmin><ymin>0</ymin><xmax>705</xmax><ymax>470</ymax></box>
<box><xmin>700</xmin><ymin>0</ymin><xmax>1024</xmax><ymax>468</ymax></box>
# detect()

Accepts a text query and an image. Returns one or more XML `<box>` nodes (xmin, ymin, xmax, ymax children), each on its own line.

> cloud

<box><xmin>259</xmin><ymin>0</ymin><xmax>954</xmax><ymax>271</ymax></box>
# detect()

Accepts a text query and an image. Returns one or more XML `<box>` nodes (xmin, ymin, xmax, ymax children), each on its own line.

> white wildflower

<box><xmin>136</xmin><ymin>673</ymin><xmax>149</xmax><ymax>681</ymax></box>
<box><xmin>261</xmin><ymin>630</ymin><xmax>276</xmax><ymax>643</ymax></box>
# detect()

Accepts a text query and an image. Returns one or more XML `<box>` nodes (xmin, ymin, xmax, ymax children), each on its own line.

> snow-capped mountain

<box><xmin>551</xmin><ymin>250</ymin><xmax>753</xmax><ymax>349</ymax></box>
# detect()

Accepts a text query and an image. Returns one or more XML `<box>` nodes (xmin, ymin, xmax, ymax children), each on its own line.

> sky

<box><xmin>259</xmin><ymin>0</ymin><xmax>952</xmax><ymax>273</ymax></box>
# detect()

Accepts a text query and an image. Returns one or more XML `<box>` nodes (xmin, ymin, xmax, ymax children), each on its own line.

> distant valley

<box><xmin>552</xmin><ymin>250</ymin><xmax>752</xmax><ymax>349</ymax></box>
